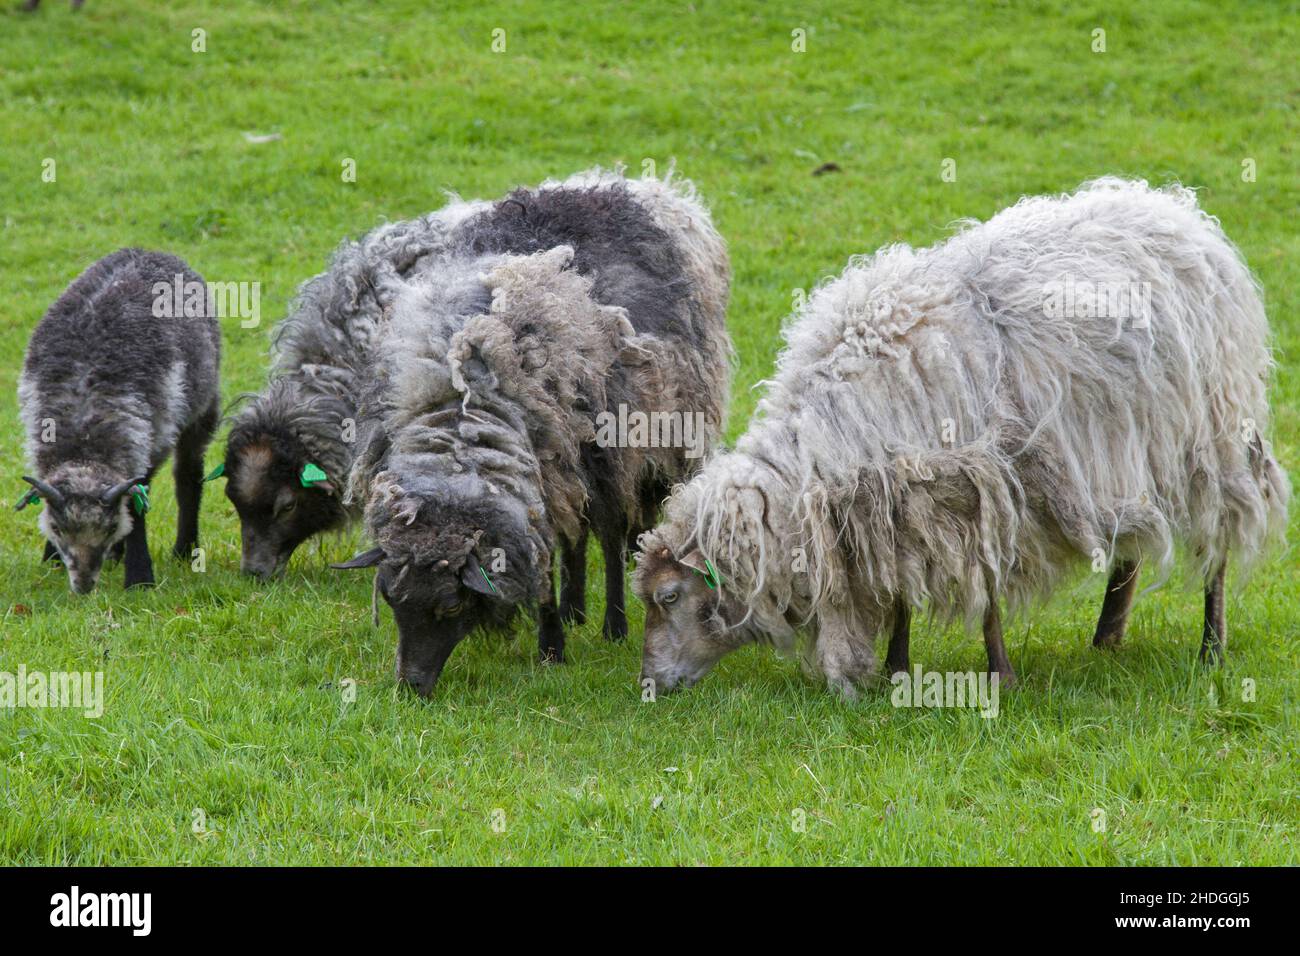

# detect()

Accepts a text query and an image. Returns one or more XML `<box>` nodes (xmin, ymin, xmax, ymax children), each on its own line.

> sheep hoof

<box><xmin>1197</xmin><ymin>643</ymin><xmax>1224</xmax><ymax>667</ymax></box>
<box><xmin>826</xmin><ymin>675</ymin><xmax>861</xmax><ymax>702</ymax></box>
<box><xmin>125</xmin><ymin>577</ymin><xmax>156</xmax><ymax>590</ymax></box>
<box><xmin>539</xmin><ymin>648</ymin><xmax>565</xmax><ymax>665</ymax></box>
<box><xmin>602</xmin><ymin>616</ymin><xmax>628</xmax><ymax>643</ymax></box>
<box><xmin>1092</xmin><ymin>625</ymin><xmax>1124</xmax><ymax>648</ymax></box>
<box><xmin>993</xmin><ymin>668</ymin><xmax>1017</xmax><ymax>689</ymax></box>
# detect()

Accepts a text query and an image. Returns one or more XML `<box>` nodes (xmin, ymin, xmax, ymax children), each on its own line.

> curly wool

<box><xmin>645</xmin><ymin>178</ymin><xmax>1290</xmax><ymax>650</ymax></box>
<box><xmin>228</xmin><ymin>196</ymin><xmax>490</xmax><ymax>496</ymax></box>
<box><xmin>350</xmin><ymin>168</ymin><xmax>732</xmax><ymax>602</ymax></box>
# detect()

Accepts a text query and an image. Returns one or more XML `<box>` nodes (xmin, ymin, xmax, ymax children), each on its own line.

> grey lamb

<box><xmin>337</xmin><ymin>168</ymin><xmax>732</xmax><ymax>696</ymax></box>
<box><xmin>16</xmin><ymin>249</ymin><xmax>221</xmax><ymax>593</ymax></box>
<box><xmin>635</xmin><ymin>179</ymin><xmax>1289</xmax><ymax>698</ymax></box>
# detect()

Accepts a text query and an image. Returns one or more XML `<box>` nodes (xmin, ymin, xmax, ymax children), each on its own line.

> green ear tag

<box><xmin>698</xmin><ymin>558</ymin><xmax>720</xmax><ymax>590</ymax></box>
<box><xmin>131</xmin><ymin>484</ymin><xmax>150</xmax><ymax>515</ymax></box>
<box><xmin>204</xmin><ymin>463</ymin><xmax>225</xmax><ymax>482</ymax></box>
<box><xmin>15</xmin><ymin>489</ymin><xmax>40</xmax><ymax>511</ymax></box>
<box><xmin>300</xmin><ymin>463</ymin><xmax>328</xmax><ymax>487</ymax></box>
<box><xmin>480</xmin><ymin>566</ymin><xmax>499</xmax><ymax>596</ymax></box>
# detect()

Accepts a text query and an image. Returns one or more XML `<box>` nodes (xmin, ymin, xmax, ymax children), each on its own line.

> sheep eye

<box><xmin>661</xmin><ymin>591</ymin><xmax>678</xmax><ymax>606</ymax></box>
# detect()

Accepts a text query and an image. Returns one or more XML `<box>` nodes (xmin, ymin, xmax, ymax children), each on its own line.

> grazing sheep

<box><xmin>336</xmin><ymin>168</ymin><xmax>731</xmax><ymax>696</ymax></box>
<box><xmin>15</xmin><ymin>249</ymin><xmax>221</xmax><ymax>593</ymax></box>
<box><xmin>219</xmin><ymin>198</ymin><xmax>488</xmax><ymax>579</ymax></box>
<box><xmin>634</xmin><ymin>178</ymin><xmax>1289</xmax><ymax>698</ymax></box>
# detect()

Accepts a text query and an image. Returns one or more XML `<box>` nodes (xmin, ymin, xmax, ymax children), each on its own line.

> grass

<box><xmin>0</xmin><ymin>0</ymin><xmax>1297</xmax><ymax>865</ymax></box>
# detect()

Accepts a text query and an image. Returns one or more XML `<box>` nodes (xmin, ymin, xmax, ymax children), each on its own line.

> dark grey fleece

<box><xmin>19</xmin><ymin>248</ymin><xmax>221</xmax><ymax>480</ymax></box>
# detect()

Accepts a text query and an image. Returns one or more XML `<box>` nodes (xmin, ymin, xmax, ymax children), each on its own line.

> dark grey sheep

<box><xmin>337</xmin><ymin>168</ymin><xmax>732</xmax><ymax>696</ymax></box>
<box><xmin>16</xmin><ymin>249</ymin><xmax>221</xmax><ymax>593</ymax></box>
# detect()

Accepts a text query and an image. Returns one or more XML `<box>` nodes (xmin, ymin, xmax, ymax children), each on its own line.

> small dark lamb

<box><xmin>16</xmin><ymin>249</ymin><xmax>221</xmax><ymax>593</ymax></box>
<box><xmin>337</xmin><ymin>169</ymin><xmax>732</xmax><ymax>696</ymax></box>
<box><xmin>219</xmin><ymin>200</ymin><xmax>487</xmax><ymax>579</ymax></box>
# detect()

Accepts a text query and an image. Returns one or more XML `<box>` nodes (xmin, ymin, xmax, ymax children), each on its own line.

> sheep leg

<box><xmin>600</xmin><ymin>519</ymin><xmax>628</xmax><ymax>642</ymax></box>
<box><xmin>885</xmin><ymin>599</ymin><xmax>911</xmax><ymax>675</ymax></box>
<box><xmin>982</xmin><ymin>600</ymin><xmax>1016</xmax><ymax>687</ymax></box>
<box><xmin>559</xmin><ymin>530</ymin><xmax>587</xmax><ymax>625</ymax></box>
<box><xmin>1093</xmin><ymin>559</ymin><xmax>1140</xmax><ymax>648</ymax></box>
<box><xmin>122</xmin><ymin>507</ymin><xmax>155</xmax><ymax>589</ymax></box>
<box><xmin>1199</xmin><ymin>562</ymin><xmax>1227</xmax><ymax>665</ymax></box>
<box><xmin>172</xmin><ymin>402</ymin><xmax>217</xmax><ymax>560</ymax></box>
<box><xmin>816</xmin><ymin>607</ymin><xmax>876</xmax><ymax>701</ymax></box>
<box><xmin>537</xmin><ymin>561</ymin><xmax>565</xmax><ymax>664</ymax></box>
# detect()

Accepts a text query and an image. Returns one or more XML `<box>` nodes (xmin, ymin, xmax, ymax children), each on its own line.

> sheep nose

<box><xmin>640</xmin><ymin>671</ymin><xmax>675</xmax><ymax>695</ymax></box>
<box><xmin>398</xmin><ymin>669</ymin><xmax>436</xmax><ymax>698</ymax></box>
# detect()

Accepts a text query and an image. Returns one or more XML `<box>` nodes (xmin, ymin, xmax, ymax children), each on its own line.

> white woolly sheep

<box><xmin>635</xmin><ymin>178</ymin><xmax>1289</xmax><ymax>698</ymax></box>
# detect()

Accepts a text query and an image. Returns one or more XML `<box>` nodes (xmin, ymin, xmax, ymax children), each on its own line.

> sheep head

<box><xmin>632</xmin><ymin>533</ymin><xmax>748</xmax><ymax>694</ymax></box>
<box><xmin>337</xmin><ymin>478</ymin><xmax>544</xmax><ymax>697</ymax></box>
<box><xmin>221</xmin><ymin>401</ymin><xmax>347</xmax><ymax>581</ymax></box>
<box><xmin>17</xmin><ymin>462</ymin><xmax>143</xmax><ymax>595</ymax></box>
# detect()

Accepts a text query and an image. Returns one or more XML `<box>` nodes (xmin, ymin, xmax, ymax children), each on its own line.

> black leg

<box><xmin>600</xmin><ymin>518</ymin><xmax>628</xmax><ymax>642</ymax></box>
<box><xmin>173</xmin><ymin>403</ymin><xmax>217</xmax><ymax>560</ymax></box>
<box><xmin>559</xmin><ymin>530</ymin><xmax>587</xmax><ymax>625</ymax></box>
<box><xmin>885</xmin><ymin>599</ymin><xmax>910</xmax><ymax>675</ymax></box>
<box><xmin>1093</xmin><ymin>559</ymin><xmax>1140</xmax><ymax>648</ymax></box>
<box><xmin>538</xmin><ymin>561</ymin><xmax>565</xmax><ymax>664</ymax></box>
<box><xmin>983</xmin><ymin>598</ymin><xmax>1016</xmax><ymax>687</ymax></box>
<box><xmin>123</xmin><ymin>508</ymin><xmax>155</xmax><ymax>588</ymax></box>
<box><xmin>43</xmin><ymin>540</ymin><xmax>61</xmax><ymax>563</ymax></box>
<box><xmin>1199</xmin><ymin>562</ymin><xmax>1227</xmax><ymax>665</ymax></box>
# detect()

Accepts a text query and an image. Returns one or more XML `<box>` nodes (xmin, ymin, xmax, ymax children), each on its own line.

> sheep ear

<box><xmin>461</xmin><ymin>552</ymin><xmax>499</xmax><ymax>597</ymax></box>
<box><xmin>678</xmin><ymin>549</ymin><xmax>720</xmax><ymax>589</ymax></box>
<box><xmin>677</xmin><ymin>549</ymin><xmax>708</xmax><ymax>575</ymax></box>
<box><xmin>331</xmin><ymin>547</ymin><xmax>385</xmax><ymax>570</ymax></box>
<box><xmin>300</xmin><ymin>463</ymin><xmax>335</xmax><ymax>494</ymax></box>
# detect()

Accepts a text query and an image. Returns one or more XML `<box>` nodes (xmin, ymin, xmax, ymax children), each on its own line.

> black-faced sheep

<box><xmin>16</xmin><ymin>249</ymin><xmax>221</xmax><ymax>593</ymax></box>
<box><xmin>219</xmin><ymin>198</ymin><xmax>488</xmax><ymax>579</ymax></box>
<box><xmin>336</xmin><ymin>169</ymin><xmax>731</xmax><ymax>696</ymax></box>
<box><xmin>634</xmin><ymin>179</ymin><xmax>1289</xmax><ymax>698</ymax></box>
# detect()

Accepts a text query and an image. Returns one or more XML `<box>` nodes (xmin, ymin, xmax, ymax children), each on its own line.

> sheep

<box><xmin>15</xmin><ymin>249</ymin><xmax>222</xmax><ymax>593</ymax></box>
<box><xmin>219</xmin><ymin>198</ymin><xmax>488</xmax><ymax>579</ymax></box>
<box><xmin>634</xmin><ymin>178</ymin><xmax>1289</xmax><ymax>698</ymax></box>
<box><xmin>335</xmin><ymin>168</ymin><xmax>732</xmax><ymax>696</ymax></box>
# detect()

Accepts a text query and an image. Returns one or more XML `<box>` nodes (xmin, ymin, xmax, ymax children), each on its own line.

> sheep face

<box><xmin>224</xmin><ymin>440</ymin><xmax>344</xmax><ymax>579</ymax></box>
<box><xmin>384</xmin><ymin>557</ymin><xmax>487</xmax><ymax>697</ymax></box>
<box><xmin>635</xmin><ymin>547</ymin><xmax>747</xmax><ymax>693</ymax></box>
<box><xmin>337</xmin><ymin>494</ymin><xmax>536</xmax><ymax>697</ymax></box>
<box><xmin>23</xmin><ymin>465</ymin><xmax>138</xmax><ymax>595</ymax></box>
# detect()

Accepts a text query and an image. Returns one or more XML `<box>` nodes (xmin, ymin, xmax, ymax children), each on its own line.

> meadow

<box><xmin>0</xmin><ymin>0</ymin><xmax>1296</xmax><ymax>864</ymax></box>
